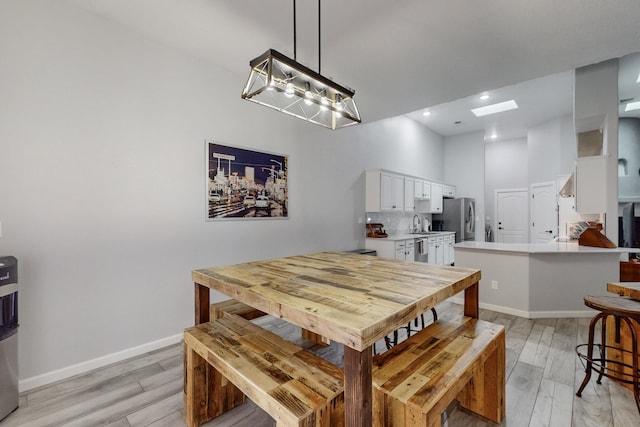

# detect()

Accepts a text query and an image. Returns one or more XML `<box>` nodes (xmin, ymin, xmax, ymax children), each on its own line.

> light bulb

<box><xmin>304</xmin><ymin>82</ymin><xmax>313</xmax><ymax>105</ymax></box>
<box><xmin>285</xmin><ymin>82</ymin><xmax>295</xmax><ymax>98</ymax></box>
<box><xmin>335</xmin><ymin>94</ymin><xmax>344</xmax><ymax>112</ymax></box>
<box><xmin>320</xmin><ymin>96</ymin><xmax>329</xmax><ymax>111</ymax></box>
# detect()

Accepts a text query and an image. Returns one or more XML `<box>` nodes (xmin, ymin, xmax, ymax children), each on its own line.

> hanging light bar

<box><xmin>241</xmin><ymin>49</ymin><xmax>360</xmax><ymax>130</ymax></box>
<box><xmin>241</xmin><ymin>0</ymin><xmax>360</xmax><ymax>130</ymax></box>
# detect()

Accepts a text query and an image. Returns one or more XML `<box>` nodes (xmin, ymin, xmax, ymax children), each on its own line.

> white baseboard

<box><xmin>19</xmin><ymin>333</ymin><xmax>183</xmax><ymax>393</ymax></box>
<box><xmin>448</xmin><ymin>297</ymin><xmax>594</xmax><ymax>319</ymax></box>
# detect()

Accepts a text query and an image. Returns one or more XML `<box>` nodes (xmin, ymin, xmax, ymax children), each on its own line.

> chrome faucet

<box><xmin>412</xmin><ymin>215</ymin><xmax>421</xmax><ymax>233</ymax></box>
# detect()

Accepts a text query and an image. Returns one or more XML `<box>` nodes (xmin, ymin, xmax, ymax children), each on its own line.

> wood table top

<box><xmin>193</xmin><ymin>252</ymin><xmax>481</xmax><ymax>351</ymax></box>
<box><xmin>607</xmin><ymin>282</ymin><xmax>640</xmax><ymax>301</ymax></box>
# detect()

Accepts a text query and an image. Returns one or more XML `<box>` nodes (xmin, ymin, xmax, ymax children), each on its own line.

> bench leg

<box><xmin>302</xmin><ymin>328</ymin><xmax>331</xmax><ymax>346</ymax></box>
<box><xmin>184</xmin><ymin>341</ymin><xmax>211</xmax><ymax>427</ymax></box>
<box><xmin>184</xmin><ymin>342</ymin><xmax>245</xmax><ymax>427</ymax></box>
<box><xmin>457</xmin><ymin>331</ymin><xmax>506</xmax><ymax>423</ymax></box>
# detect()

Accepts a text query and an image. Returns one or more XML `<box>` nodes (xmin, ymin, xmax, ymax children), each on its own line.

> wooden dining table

<box><xmin>191</xmin><ymin>251</ymin><xmax>481</xmax><ymax>427</ymax></box>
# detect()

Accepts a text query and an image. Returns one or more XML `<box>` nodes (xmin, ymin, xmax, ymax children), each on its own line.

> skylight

<box><xmin>471</xmin><ymin>100</ymin><xmax>519</xmax><ymax>117</ymax></box>
<box><xmin>625</xmin><ymin>101</ymin><xmax>640</xmax><ymax>112</ymax></box>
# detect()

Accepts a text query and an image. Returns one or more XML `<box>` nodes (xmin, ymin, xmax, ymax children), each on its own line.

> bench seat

<box><xmin>372</xmin><ymin>316</ymin><xmax>505</xmax><ymax>427</ymax></box>
<box><xmin>184</xmin><ymin>313</ymin><xmax>344</xmax><ymax>427</ymax></box>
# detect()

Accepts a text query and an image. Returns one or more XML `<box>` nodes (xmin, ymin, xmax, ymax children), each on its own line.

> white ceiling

<box><xmin>70</xmin><ymin>0</ymin><xmax>640</xmax><ymax>139</ymax></box>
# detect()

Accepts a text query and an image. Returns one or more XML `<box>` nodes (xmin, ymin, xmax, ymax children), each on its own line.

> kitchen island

<box><xmin>454</xmin><ymin>241</ymin><xmax>637</xmax><ymax>318</ymax></box>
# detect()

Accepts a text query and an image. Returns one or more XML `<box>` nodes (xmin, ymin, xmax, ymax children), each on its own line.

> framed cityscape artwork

<box><xmin>206</xmin><ymin>140</ymin><xmax>288</xmax><ymax>220</ymax></box>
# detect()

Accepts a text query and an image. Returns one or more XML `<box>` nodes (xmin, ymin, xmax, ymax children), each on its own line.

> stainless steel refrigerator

<box><xmin>439</xmin><ymin>198</ymin><xmax>475</xmax><ymax>242</ymax></box>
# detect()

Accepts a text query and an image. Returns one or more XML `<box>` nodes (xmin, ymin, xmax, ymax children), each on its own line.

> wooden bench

<box><xmin>210</xmin><ymin>298</ymin><xmax>267</xmax><ymax>320</ymax></box>
<box><xmin>372</xmin><ymin>316</ymin><xmax>505</xmax><ymax>427</ymax></box>
<box><xmin>210</xmin><ymin>298</ymin><xmax>330</xmax><ymax>346</ymax></box>
<box><xmin>184</xmin><ymin>313</ymin><xmax>345</xmax><ymax>427</ymax></box>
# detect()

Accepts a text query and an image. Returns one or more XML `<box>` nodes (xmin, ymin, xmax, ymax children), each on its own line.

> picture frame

<box><xmin>205</xmin><ymin>140</ymin><xmax>288</xmax><ymax>220</ymax></box>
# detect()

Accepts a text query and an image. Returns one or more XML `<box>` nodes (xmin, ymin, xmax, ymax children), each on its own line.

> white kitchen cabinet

<box><xmin>426</xmin><ymin>237</ymin><xmax>437</xmax><ymax>264</ymax></box>
<box><xmin>366</xmin><ymin>170</ymin><xmax>404</xmax><ymax>212</ymax></box>
<box><xmin>436</xmin><ymin>236</ymin><xmax>445</xmax><ymax>264</ymax></box>
<box><xmin>365</xmin><ymin>238</ymin><xmax>414</xmax><ymax>260</ymax></box>
<box><xmin>444</xmin><ymin>234</ymin><xmax>455</xmax><ymax>265</ymax></box>
<box><xmin>443</xmin><ymin>184</ymin><xmax>456</xmax><ymax>198</ymax></box>
<box><xmin>395</xmin><ymin>240</ymin><xmax>415</xmax><ymax>260</ymax></box>
<box><xmin>575</xmin><ymin>156</ymin><xmax>606</xmax><ymax>214</ymax></box>
<box><xmin>404</xmin><ymin>178</ymin><xmax>415</xmax><ymax>212</ymax></box>
<box><xmin>414</xmin><ymin>179</ymin><xmax>431</xmax><ymax>199</ymax></box>
<box><xmin>421</xmin><ymin>182</ymin><xmax>443</xmax><ymax>213</ymax></box>
<box><xmin>425</xmin><ymin>234</ymin><xmax>452</xmax><ymax>265</ymax></box>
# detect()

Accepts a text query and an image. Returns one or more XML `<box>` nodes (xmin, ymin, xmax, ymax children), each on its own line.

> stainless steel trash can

<box><xmin>0</xmin><ymin>256</ymin><xmax>18</xmax><ymax>421</ymax></box>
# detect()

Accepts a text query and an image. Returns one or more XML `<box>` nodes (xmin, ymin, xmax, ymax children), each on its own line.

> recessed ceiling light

<box><xmin>471</xmin><ymin>100</ymin><xmax>518</xmax><ymax>117</ymax></box>
<box><xmin>489</xmin><ymin>133</ymin><xmax>498</xmax><ymax>140</ymax></box>
<box><xmin>625</xmin><ymin>101</ymin><xmax>640</xmax><ymax>112</ymax></box>
<box><xmin>480</xmin><ymin>94</ymin><xmax>490</xmax><ymax>100</ymax></box>
<box><xmin>423</xmin><ymin>110</ymin><xmax>431</xmax><ymax>117</ymax></box>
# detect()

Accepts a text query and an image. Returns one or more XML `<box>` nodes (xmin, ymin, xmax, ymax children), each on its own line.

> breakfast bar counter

<box><xmin>454</xmin><ymin>241</ymin><xmax>633</xmax><ymax>318</ymax></box>
<box><xmin>191</xmin><ymin>251</ymin><xmax>482</xmax><ymax>427</ymax></box>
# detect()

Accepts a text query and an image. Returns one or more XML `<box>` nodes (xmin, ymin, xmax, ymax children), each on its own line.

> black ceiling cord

<box><xmin>318</xmin><ymin>0</ymin><xmax>321</xmax><ymax>74</ymax></box>
<box><xmin>292</xmin><ymin>0</ymin><xmax>322</xmax><ymax>73</ymax></box>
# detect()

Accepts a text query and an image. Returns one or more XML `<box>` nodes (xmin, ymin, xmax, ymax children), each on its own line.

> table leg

<box><xmin>343</xmin><ymin>346</ymin><xmax>373</xmax><ymax>427</ymax></box>
<box><xmin>464</xmin><ymin>281</ymin><xmax>479</xmax><ymax>319</ymax></box>
<box><xmin>195</xmin><ymin>283</ymin><xmax>210</xmax><ymax>325</ymax></box>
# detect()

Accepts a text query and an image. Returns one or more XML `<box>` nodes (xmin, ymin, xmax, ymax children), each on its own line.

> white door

<box><xmin>530</xmin><ymin>182</ymin><xmax>558</xmax><ymax>242</ymax></box>
<box><xmin>495</xmin><ymin>189</ymin><xmax>529</xmax><ymax>243</ymax></box>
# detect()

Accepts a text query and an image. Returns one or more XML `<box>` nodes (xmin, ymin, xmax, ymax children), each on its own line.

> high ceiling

<box><xmin>70</xmin><ymin>0</ymin><xmax>640</xmax><ymax>138</ymax></box>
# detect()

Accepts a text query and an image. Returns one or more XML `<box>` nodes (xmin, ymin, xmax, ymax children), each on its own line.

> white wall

<box><xmin>443</xmin><ymin>132</ymin><xmax>485</xmax><ymax>241</ymax></box>
<box><xmin>484</xmin><ymin>138</ymin><xmax>528</xmax><ymax>227</ymax></box>
<box><xmin>300</xmin><ymin>117</ymin><xmax>445</xmax><ymax>246</ymax></box>
<box><xmin>527</xmin><ymin>114</ymin><xmax>575</xmax><ymax>184</ymax></box>
<box><xmin>0</xmin><ymin>1</ymin><xmax>444</xmax><ymax>388</ymax></box>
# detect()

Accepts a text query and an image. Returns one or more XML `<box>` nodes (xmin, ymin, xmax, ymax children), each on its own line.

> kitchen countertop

<box><xmin>454</xmin><ymin>241</ymin><xmax>640</xmax><ymax>254</ymax></box>
<box><xmin>366</xmin><ymin>231</ymin><xmax>455</xmax><ymax>241</ymax></box>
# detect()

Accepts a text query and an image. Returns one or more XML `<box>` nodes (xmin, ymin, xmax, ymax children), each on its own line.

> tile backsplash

<box><xmin>365</xmin><ymin>212</ymin><xmax>432</xmax><ymax>236</ymax></box>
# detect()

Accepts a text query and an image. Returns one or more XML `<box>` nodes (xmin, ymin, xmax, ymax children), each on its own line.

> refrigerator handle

<box><xmin>467</xmin><ymin>202</ymin><xmax>475</xmax><ymax>233</ymax></box>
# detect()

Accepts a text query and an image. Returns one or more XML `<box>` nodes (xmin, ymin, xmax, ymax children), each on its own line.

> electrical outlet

<box><xmin>357</xmin><ymin>217</ymin><xmax>363</xmax><ymax>224</ymax></box>
<box><xmin>491</xmin><ymin>280</ymin><xmax>498</xmax><ymax>290</ymax></box>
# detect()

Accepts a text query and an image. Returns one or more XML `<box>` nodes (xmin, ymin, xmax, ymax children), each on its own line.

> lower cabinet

<box><xmin>365</xmin><ymin>234</ymin><xmax>453</xmax><ymax>265</ymax></box>
<box><xmin>365</xmin><ymin>239</ymin><xmax>414</xmax><ymax>260</ymax></box>
<box><xmin>395</xmin><ymin>240</ymin><xmax>415</xmax><ymax>260</ymax></box>
<box><xmin>427</xmin><ymin>234</ymin><xmax>454</xmax><ymax>266</ymax></box>
<box><xmin>443</xmin><ymin>234</ymin><xmax>455</xmax><ymax>265</ymax></box>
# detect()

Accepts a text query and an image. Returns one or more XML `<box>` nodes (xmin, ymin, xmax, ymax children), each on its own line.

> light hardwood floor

<box><xmin>3</xmin><ymin>302</ymin><xmax>639</xmax><ymax>427</ymax></box>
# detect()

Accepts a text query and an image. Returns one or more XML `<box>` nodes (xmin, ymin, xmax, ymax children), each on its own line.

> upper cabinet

<box><xmin>404</xmin><ymin>178</ymin><xmax>415</xmax><ymax>212</ymax></box>
<box><xmin>443</xmin><ymin>184</ymin><xmax>456</xmax><ymax>198</ymax></box>
<box><xmin>414</xmin><ymin>179</ymin><xmax>431</xmax><ymax>199</ymax></box>
<box><xmin>426</xmin><ymin>183</ymin><xmax>443</xmax><ymax>213</ymax></box>
<box><xmin>366</xmin><ymin>169</ymin><xmax>453</xmax><ymax>213</ymax></box>
<box><xmin>575</xmin><ymin>155</ymin><xmax>607</xmax><ymax>213</ymax></box>
<box><xmin>367</xmin><ymin>170</ymin><xmax>404</xmax><ymax>212</ymax></box>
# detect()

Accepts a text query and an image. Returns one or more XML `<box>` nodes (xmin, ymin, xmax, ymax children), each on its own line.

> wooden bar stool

<box><xmin>576</xmin><ymin>295</ymin><xmax>640</xmax><ymax>414</ymax></box>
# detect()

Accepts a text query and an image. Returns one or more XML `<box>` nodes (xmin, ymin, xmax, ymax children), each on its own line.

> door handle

<box><xmin>498</xmin><ymin>227</ymin><xmax>503</xmax><ymax>230</ymax></box>
<box><xmin>545</xmin><ymin>230</ymin><xmax>553</xmax><ymax>234</ymax></box>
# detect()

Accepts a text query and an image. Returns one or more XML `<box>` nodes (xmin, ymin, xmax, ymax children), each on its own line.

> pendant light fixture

<box><xmin>241</xmin><ymin>0</ymin><xmax>361</xmax><ymax>130</ymax></box>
